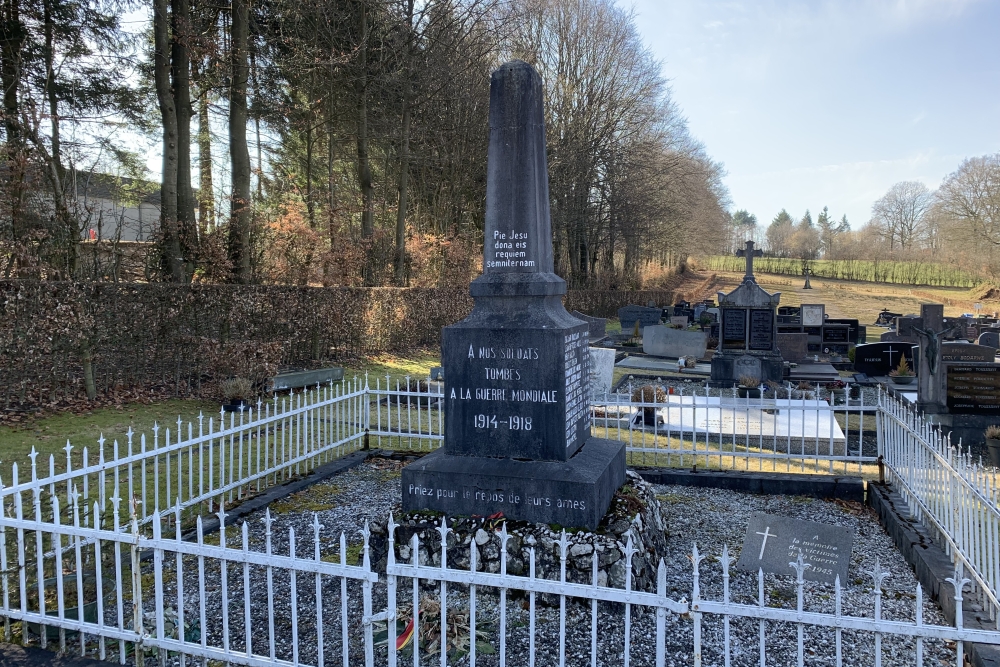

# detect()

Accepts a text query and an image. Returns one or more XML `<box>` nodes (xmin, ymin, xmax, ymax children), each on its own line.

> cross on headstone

<box><xmin>885</xmin><ymin>345</ymin><xmax>897</xmax><ymax>366</ymax></box>
<box><xmin>736</xmin><ymin>240</ymin><xmax>763</xmax><ymax>281</ymax></box>
<box><xmin>756</xmin><ymin>526</ymin><xmax>776</xmax><ymax>559</ymax></box>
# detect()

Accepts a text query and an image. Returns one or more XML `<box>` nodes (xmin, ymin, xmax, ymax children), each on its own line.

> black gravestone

<box><xmin>618</xmin><ymin>305</ymin><xmax>662</xmax><ymax>330</ymax></box>
<box><xmin>749</xmin><ymin>309</ymin><xmax>773</xmax><ymax>350</ymax></box>
<box><xmin>978</xmin><ymin>331</ymin><xmax>1000</xmax><ymax>349</ymax></box>
<box><xmin>852</xmin><ymin>342</ymin><xmax>914</xmax><ymax>376</ymax></box>
<box><xmin>947</xmin><ymin>364</ymin><xmax>1000</xmax><ymax>414</ymax></box>
<box><xmin>571</xmin><ymin>310</ymin><xmax>608</xmax><ymax>341</ymax></box>
<box><xmin>401</xmin><ymin>61</ymin><xmax>625</xmax><ymax>530</ymax></box>
<box><xmin>722</xmin><ymin>308</ymin><xmax>747</xmax><ymax>349</ymax></box>
<box><xmin>736</xmin><ymin>512</ymin><xmax>853</xmax><ymax>584</ymax></box>
<box><xmin>825</xmin><ymin>319</ymin><xmax>860</xmax><ymax>344</ymax></box>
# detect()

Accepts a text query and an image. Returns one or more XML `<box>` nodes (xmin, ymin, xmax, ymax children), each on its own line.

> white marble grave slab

<box><xmin>595</xmin><ymin>395</ymin><xmax>845</xmax><ymax>441</ymax></box>
<box><xmin>589</xmin><ymin>347</ymin><xmax>616</xmax><ymax>398</ymax></box>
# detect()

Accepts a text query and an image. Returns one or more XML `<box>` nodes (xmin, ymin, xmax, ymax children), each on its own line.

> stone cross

<box><xmin>736</xmin><ymin>240</ymin><xmax>763</xmax><ymax>281</ymax></box>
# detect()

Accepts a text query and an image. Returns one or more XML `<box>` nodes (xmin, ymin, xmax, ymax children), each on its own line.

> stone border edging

<box><xmin>867</xmin><ymin>482</ymin><xmax>1000</xmax><ymax>667</ymax></box>
<box><xmin>634</xmin><ymin>468</ymin><xmax>865</xmax><ymax>502</ymax></box>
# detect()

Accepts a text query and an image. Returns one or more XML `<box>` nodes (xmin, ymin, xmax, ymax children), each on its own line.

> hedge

<box><xmin>0</xmin><ymin>281</ymin><xmax>676</xmax><ymax>410</ymax></box>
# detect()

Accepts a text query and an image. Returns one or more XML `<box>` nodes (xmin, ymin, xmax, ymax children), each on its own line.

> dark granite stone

<box><xmin>852</xmin><ymin>342</ymin><xmax>914</xmax><ymax>376</ymax></box>
<box><xmin>947</xmin><ymin>364</ymin><xmax>1000</xmax><ymax>414</ymax></box>
<box><xmin>736</xmin><ymin>511</ymin><xmax>853</xmax><ymax>584</ymax></box>
<box><xmin>571</xmin><ymin>310</ymin><xmax>608</xmax><ymax>340</ymax></box>
<box><xmin>618</xmin><ymin>305</ymin><xmax>662</xmax><ymax>330</ymax></box>
<box><xmin>978</xmin><ymin>331</ymin><xmax>1000</xmax><ymax>349</ymax></box>
<box><xmin>776</xmin><ymin>333</ymin><xmax>808</xmax><ymax>361</ymax></box>
<box><xmin>941</xmin><ymin>342</ymin><xmax>996</xmax><ymax>363</ymax></box>
<box><xmin>402</xmin><ymin>439</ymin><xmax>626</xmax><ymax>530</ymax></box>
<box><xmin>402</xmin><ymin>60</ymin><xmax>624</xmax><ymax>529</ymax></box>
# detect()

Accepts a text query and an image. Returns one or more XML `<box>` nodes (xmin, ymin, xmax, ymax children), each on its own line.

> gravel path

<box><xmin>141</xmin><ymin>459</ymin><xmax>956</xmax><ymax>667</ymax></box>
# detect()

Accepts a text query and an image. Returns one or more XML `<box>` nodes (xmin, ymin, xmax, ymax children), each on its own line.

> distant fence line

<box><xmin>701</xmin><ymin>256</ymin><xmax>982</xmax><ymax>288</ymax></box>
<box><xmin>0</xmin><ymin>281</ymin><xmax>677</xmax><ymax>410</ymax></box>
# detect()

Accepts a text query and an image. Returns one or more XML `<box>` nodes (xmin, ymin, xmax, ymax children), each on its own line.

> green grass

<box><xmin>0</xmin><ymin>399</ymin><xmax>218</xmax><ymax>483</ymax></box>
<box><xmin>700</xmin><ymin>255</ymin><xmax>981</xmax><ymax>288</ymax></box>
<box><xmin>342</xmin><ymin>347</ymin><xmax>441</xmax><ymax>389</ymax></box>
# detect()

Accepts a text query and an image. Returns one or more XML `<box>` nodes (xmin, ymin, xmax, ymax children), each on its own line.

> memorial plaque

<box><xmin>822</xmin><ymin>327</ymin><xmax>849</xmax><ymax>343</ymax></box>
<box><xmin>947</xmin><ymin>364</ymin><xmax>1000</xmax><ymax>414</ymax></box>
<box><xmin>979</xmin><ymin>331</ymin><xmax>1000</xmax><ymax>349</ymax></box>
<box><xmin>941</xmin><ymin>343</ymin><xmax>996</xmax><ymax>363</ymax></box>
<box><xmin>801</xmin><ymin>304</ymin><xmax>825</xmax><ymax>327</ymax></box>
<box><xmin>736</xmin><ymin>512</ymin><xmax>853</xmax><ymax>584</ymax></box>
<box><xmin>749</xmin><ymin>309</ymin><xmax>773</xmax><ymax>351</ymax></box>
<box><xmin>723</xmin><ymin>309</ymin><xmax>747</xmax><ymax>349</ymax></box>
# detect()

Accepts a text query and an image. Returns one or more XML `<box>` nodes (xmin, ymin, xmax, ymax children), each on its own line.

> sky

<box><xmin>625</xmin><ymin>0</ymin><xmax>1000</xmax><ymax>228</ymax></box>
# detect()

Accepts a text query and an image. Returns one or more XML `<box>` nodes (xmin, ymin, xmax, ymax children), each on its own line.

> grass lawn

<box><xmin>0</xmin><ymin>399</ymin><xmax>219</xmax><ymax>482</ymax></box>
<box><xmin>341</xmin><ymin>347</ymin><xmax>441</xmax><ymax>388</ymax></box>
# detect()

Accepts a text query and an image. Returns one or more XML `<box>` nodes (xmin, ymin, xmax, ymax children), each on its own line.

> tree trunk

<box><xmin>356</xmin><ymin>0</ymin><xmax>373</xmax><ymax>239</ymax></box>
<box><xmin>228</xmin><ymin>0</ymin><xmax>252</xmax><ymax>283</ymax></box>
<box><xmin>0</xmin><ymin>0</ymin><xmax>22</xmax><ymax>141</ymax></box>
<box><xmin>194</xmin><ymin>62</ymin><xmax>214</xmax><ymax>229</ymax></box>
<box><xmin>172</xmin><ymin>0</ymin><xmax>195</xmax><ymax>278</ymax></box>
<box><xmin>393</xmin><ymin>0</ymin><xmax>414</xmax><ymax>286</ymax></box>
<box><xmin>153</xmin><ymin>0</ymin><xmax>184</xmax><ymax>282</ymax></box>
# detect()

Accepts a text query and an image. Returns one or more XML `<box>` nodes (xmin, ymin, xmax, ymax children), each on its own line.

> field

<box><xmin>700</xmin><ymin>255</ymin><xmax>981</xmax><ymax>287</ymax></box>
<box><xmin>677</xmin><ymin>270</ymin><xmax>982</xmax><ymax>329</ymax></box>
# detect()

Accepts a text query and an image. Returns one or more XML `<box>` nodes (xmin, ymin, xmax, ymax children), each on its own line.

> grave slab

<box><xmin>643</xmin><ymin>325</ymin><xmax>708</xmax><ymax>359</ymax></box>
<box><xmin>736</xmin><ymin>511</ymin><xmax>853</xmax><ymax>584</ymax></box>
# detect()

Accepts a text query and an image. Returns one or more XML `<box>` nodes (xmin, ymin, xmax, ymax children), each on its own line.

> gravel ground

<box><xmin>140</xmin><ymin>459</ymin><xmax>957</xmax><ymax>667</ymax></box>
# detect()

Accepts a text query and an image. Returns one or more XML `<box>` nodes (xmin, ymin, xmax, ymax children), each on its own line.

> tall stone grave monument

<box><xmin>710</xmin><ymin>241</ymin><xmax>783</xmax><ymax>385</ymax></box>
<box><xmin>401</xmin><ymin>61</ymin><xmax>626</xmax><ymax>530</ymax></box>
<box><xmin>915</xmin><ymin>304</ymin><xmax>950</xmax><ymax>415</ymax></box>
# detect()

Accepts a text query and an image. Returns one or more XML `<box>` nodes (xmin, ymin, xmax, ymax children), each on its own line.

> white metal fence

<box><xmin>879</xmin><ymin>392</ymin><xmax>1000</xmax><ymax>626</ymax></box>
<box><xmin>0</xmin><ymin>377</ymin><xmax>998</xmax><ymax>665</ymax></box>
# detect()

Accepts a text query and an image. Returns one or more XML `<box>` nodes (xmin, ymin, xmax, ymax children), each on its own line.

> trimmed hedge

<box><xmin>1</xmin><ymin>281</ymin><xmax>676</xmax><ymax>409</ymax></box>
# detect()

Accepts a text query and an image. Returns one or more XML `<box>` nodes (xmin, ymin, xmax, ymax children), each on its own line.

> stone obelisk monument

<box><xmin>401</xmin><ymin>61</ymin><xmax>625</xmax><ymax>530</ymax></box>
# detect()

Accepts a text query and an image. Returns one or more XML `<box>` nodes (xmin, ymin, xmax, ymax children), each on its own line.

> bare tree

<box><xmin>869</xmin><ymin>181</ymin><xmax>932</xmax><ymax>251</ymax></box>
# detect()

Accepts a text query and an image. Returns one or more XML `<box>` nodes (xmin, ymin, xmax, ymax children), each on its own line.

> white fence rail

<box><xmin>879</xmin><ymin>392</ymin><xmax>1000</xmax><ymax>624</ymax></box>
<box><xmin>0</xmin><ymin>499</ymin><xmax>997</xmax><ymax>666</ymax></box>
<box><xmin>0</xmin><ymin>377</ymin><xmax>998</xmax><ymax>665</ymax></box>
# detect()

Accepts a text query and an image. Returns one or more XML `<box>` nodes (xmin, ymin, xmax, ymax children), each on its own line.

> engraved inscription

<box><xmin>486</xmin><ymin>229</ymin><xmax>536</xmax><ymax>269</ymax></box>
<box><xmin>564</xmin><ymin>331</ymin><xmax>588</xmax><ymax>449</ymax></box>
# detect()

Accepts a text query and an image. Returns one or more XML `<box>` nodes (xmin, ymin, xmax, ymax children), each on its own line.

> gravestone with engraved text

<box><xmin>401</xmin><ymin>61</ymin><xmax>625</xmax><ymax>530</ymax></box>
<box><xmin>736</xmin><ymin>512</ymin><xmax>853</xmax><ymax>584</ymax></box>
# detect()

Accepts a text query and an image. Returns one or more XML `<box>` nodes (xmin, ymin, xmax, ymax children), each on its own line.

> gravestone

<box><xmin>669</xmin><ymin>315</ymin><xmax>689</xmax><ymax>328</ymax></box>
<box><xmin>979</xmin><ymin>331</ymin><xmax>1000</xmax><ymax>349</ymax></box>
<box><xmin>401</xmin><ymin>61</ymin><xmax>625</xmax><ymax>530</ymax></box>
<box><xmin>643</xmin><ymin>325</ymin><xmax>708</xmax><ymax>359</ymax></box>
<box><xmin>916</xmin><ymin>304</ymin><xmax>948</xmax><ymax>415</ymax></box>
<box><xmin>894</xmin><ymin>316</ymin><xmax>923</xmax><ymax>342</ymax></box>
<box><xmin>571</xmin><ymin>310</ymin><xmax>608</xmax><ymax>341</ymax></box>
<box><xmin>618</xmin><ymin>305</ymin><xmax>662</xmax><ymax>331</ymax></box>
<box><xmin>589</xmin><ymin>347</ymin><xmax>616</xmax><ymax>398</ymax></box>
<box><xmin>710</xmin><ymin>241</ymin><xmax>783</xmax><ymax>385</ymax></box>
<box><xmin>776</xmin><ymin>333</ymin><xmax>809</xmax><ymax>361</ymax></box>
<box><xmin>941</xmin><ymin>343</ymin><xmax>996</xmax><ymax>363</ymax></box>
<box><xmin>736</xmin><ymin>512</ymin><xmax>853</xmax><ymax>584</ymax></box>
<box><xmin>826</xmin><ymin>319</ymin><xmax>861</xmax><ymax>344</ymax></box>
<box><xmin>947</xmin><ymin>364</ymin><xmax>1000</xmax><ymax>414</ymax></box>
<box><xmin>800</xmin><ymin>304</ymin><xmax>825</xmax><ymax>327</ymax></box>
<box><xmin>705</xmin><ymin>307</ymin><xmax>720</xmax><ymax>323</ymax></box>
<box><xmin>852</xmin><ymin>342</ymin><xmax>913</xmax><ymax>376</ymax></box>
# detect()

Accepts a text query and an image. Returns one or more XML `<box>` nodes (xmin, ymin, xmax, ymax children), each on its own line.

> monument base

<box><xmin>401</xmin><ymin>437</ymin><xmax>626</xmax><ymax>530</ymax></box>
<box><xmin>709</xmin><ymin>353</ymin><xmax>784</xmax><ymax>387</ymax></box>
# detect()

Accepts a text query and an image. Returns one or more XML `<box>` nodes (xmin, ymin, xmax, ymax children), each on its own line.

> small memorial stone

<box><xmin>978</xmin><ymin>331</ymin><xmax>1000</xmax><ymax>349</ymax></box>
<box><xmin>736</xmin><ymin>512</ymin><xmax>853</xmax><ymax>584</ymax></box>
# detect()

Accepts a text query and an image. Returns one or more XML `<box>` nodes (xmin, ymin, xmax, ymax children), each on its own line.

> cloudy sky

<box><xmin>626</xmin><ymin>0</ymin><xmax>1000</xmax><ymax>228</ymax></box>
